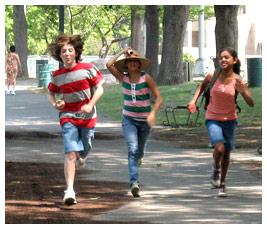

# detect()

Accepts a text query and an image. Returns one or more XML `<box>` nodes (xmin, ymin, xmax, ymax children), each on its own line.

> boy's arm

<box><xmin>47</xmin><ymin>93</ymin><xmax>56</xmax><ymax>107</ymax></box>
<box><xmin>81</xmin><ymin>85</ymin><xmax>104</xmax><ymax>113</ymax></box>
<box><xmin>47</xmin><ymin>93</ymin><xmax>65</xmax><ymax>110</ymax></box>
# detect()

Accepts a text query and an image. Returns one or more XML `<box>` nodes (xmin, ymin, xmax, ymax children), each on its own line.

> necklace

<box><xmin>220</xmin><ymin>72</ymin><xmax>235</xmax><ymax>92</ymax></box>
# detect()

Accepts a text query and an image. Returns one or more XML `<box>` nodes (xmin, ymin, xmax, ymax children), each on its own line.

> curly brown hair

<box><xmin>47</xmin><ymin>34</ymin><xmax>84</xmax><ymax>63</ymax></box>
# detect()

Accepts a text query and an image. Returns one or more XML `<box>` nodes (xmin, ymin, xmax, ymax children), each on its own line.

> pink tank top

<box><xmin>205</xmin><ymin>72</ymin><xmax>238</xmax><ymax>121</ymax></box>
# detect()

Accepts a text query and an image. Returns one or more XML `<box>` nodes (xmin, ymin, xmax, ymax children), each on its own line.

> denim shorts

<box><xmin>62</xmin><ymin>122</ymin><xmax>95</xmax><ymax>157</ymax></box>
<box><xmin>205</xmin><ymin>119</ymin><xmax>238</xmax><ymax>151</ymax></box>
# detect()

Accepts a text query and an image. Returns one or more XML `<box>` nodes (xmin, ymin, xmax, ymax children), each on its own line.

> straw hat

<box><xmin>114</xmin><ymin>49</ymin><xmax>152</xmax><ymax>73</ymax></box>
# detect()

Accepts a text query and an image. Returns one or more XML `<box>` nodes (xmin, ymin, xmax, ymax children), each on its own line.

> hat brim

<box><xmin>114</xmin><ymin>57</ymin><xmax>152</xmax><ymax>73</ymax></box>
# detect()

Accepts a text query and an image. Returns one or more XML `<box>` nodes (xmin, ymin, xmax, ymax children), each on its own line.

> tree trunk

<box><xmin>214</xmin><ymin>5</ymin><xmax>238</xmax><ymax>68</ymax></box>
<box><xmin>131</xmin><ymin>7</ymin><xmax>145</xmax><ymax>56</ymax></box>
<box><xmin>98</xmin><ymin>30</ymin><xmax>108</xmax><ymax>59</ymax></box>
<box><xmin>158</xmin><ymin>6</ymin><xmax>189</xmax><ymax>85</ymax></box>
<box><xmin>145</xmin><ymin>5</ymin><xmax>159</xmax><ymax>82</ymax></box>
<box><xmin>14</xmin><ymin>5</ymin><xmax>29</xmax><ymax>78</ymax></box>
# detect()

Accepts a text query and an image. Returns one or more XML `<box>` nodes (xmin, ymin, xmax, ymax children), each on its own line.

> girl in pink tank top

<box><xmin>188</xmin><ymin>47</ymin><xmax>254</xmax><ymax>197</ymax></box>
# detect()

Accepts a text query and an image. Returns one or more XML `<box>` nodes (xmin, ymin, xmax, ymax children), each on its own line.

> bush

<box><xmin>183</xmin><ymin>53</ymin><xmax>196</xmax><ymax>63</ymax></box>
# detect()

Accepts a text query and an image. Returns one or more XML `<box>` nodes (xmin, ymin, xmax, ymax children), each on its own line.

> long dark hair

<box><xmin>219</xmin><ymin>47</ymin><xmax>241</xmax><ymax>74</ymax></box>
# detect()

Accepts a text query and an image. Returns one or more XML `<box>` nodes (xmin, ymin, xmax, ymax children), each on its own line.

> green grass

<box><xmin>97</xmin><ymin>84</ymin><xmax>124</xmax><ymax>122</ymax></box>
<box><xmin>97</xmin><ymin>82</ymin><xmax>262</xmax><ymax>127</ymax></box>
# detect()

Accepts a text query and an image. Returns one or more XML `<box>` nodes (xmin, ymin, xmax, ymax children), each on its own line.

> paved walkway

<box><xmin>5</xmin><ymin>80</ymin><xmax>262</xmax><ymax>224</ymax></box>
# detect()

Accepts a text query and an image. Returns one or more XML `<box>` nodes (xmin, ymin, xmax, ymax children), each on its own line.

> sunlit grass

<box><xmin>97</xmin><ymin>82</ymin><xmax>262</xmax><ymax>128</ymax></box>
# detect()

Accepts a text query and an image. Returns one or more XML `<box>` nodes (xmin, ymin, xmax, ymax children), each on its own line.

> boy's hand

<box><xmin>54</xmin><ymin>100</ymin><xmax>65</xmax><ymax>110</ymax></box>
<box><xmin>81</xmin><ymin>104</ymin><xmax>93</xmax><ymax>114</ymax></box>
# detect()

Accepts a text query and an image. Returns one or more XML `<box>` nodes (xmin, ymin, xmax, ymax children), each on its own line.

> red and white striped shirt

<box><xmin>205</xmin><ymin>72</ymin><xmax>238</xmax><ymax>121</ymax></box>
<box><xmin>48</xmin><ymin>62</ymin><xmax>104</xmax><ymax>128</ymax></box>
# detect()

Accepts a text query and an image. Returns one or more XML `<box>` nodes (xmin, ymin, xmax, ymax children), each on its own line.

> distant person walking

<box><xmin>5</xmin><ymin>46</ymin><xmax>22</xmax><ymax>95</ymax></box>
<box><xmin>188</xmin><ymin>47</ymin><xmax>254</xmax><ymax>197</ymax></box>
<box><xmin>106</xmin><ymin>47</ymin><xmax>162</xmax><ymax>197</ymax></box>
<box><xmin>47</xmin><ymin>34</ymin><xmax>104</xmax><ymax>205</ymax></box>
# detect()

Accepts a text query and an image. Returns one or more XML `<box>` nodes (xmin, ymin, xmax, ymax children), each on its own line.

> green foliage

<box><xmin>5</xmin><ymin>5</ymin><xmax>132</xmax><ymax>56</ymax></box>
<box><xmin>26</xmin><ymin>5</ymin><xmax>59</xmax><ymax>54</ymax></box>
<box><xmin>4</xmin><ymin>5</ymin><xmax>238</xmax><ymax>57</ymax></box>
<box><xmin>183</xmin><ymin>53</ymin><xmax>196</xmax><ymax>63</ymax></box>
<box><xmin>5</xmin><ymin>5</ymin><xmax>14</xmax><ymax>47</ymax></box>
<box><xmin>189</xmin><ymin>5</ymin><xmax>215</xmax><ymax>20</ymax></box>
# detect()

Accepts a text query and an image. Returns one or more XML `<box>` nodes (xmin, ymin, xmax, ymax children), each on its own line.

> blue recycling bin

<box><xmin>36</xmin><ymin>64</ymin><xmax>54</xmax><ymax>87</ymax></box>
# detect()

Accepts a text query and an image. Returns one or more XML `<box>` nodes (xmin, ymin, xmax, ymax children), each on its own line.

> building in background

<box><xmin>183</xmin><ymin>5</ymin><xmax>263</xmax><ymax>78</ymax></box>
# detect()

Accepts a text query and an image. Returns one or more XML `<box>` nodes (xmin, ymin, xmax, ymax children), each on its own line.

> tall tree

<box><xmin>158</xmin><ymin>5</ymin><xmax>189</xmax><ymax>85</ymax></box>
<box><xmin>145</xmin><ymin>5</ymin><xmax>159</xmax><ymax>82</ymax></box>
<box><xmin>214</xmin><ymin>5</ymin><xmax>238</xmax><ymax>67</ymax></box>
<box><xmin>131</xmin><ymin>7</ymin><xmax>145</xmax><ymax>56</ymax></box>
<box><xmin>13</xmin><ymin>5</ymin><xmax>29</xmax><ymax>78</ymax></box>
<box><xmin>26</xmin><ymin>5</ymin><xmax>58</xmax><ymax>54</ymax></box>
<box><xmin>66</xmin><ymin>5</ymin><xmax>87</xmax><ymax>35</ymax></box>
<box><xmin>94</xmin><ymin>5</ymin><xmax>130</xmax><ymax>58</ymax></box>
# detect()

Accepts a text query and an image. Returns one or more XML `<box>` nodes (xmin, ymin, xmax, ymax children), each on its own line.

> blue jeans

<box><xmin>122</xmin><ymin>117</ymin><xmax>151</xmax><ymax>186</ymax></box>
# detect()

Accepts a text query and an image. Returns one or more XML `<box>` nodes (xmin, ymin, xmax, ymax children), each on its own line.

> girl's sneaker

<box><xmin>63</xmin><ymin>189</ymin><xmax>77</xmax><ymax>205</ymax></box>
<box><xmin>130</xmin><ymin>182</ymin><xmax>140</xmax><ymax>197</ymax></box>
<box><xmin>6</xmin><ymin>90</ymin><xmax>10</xmax><ymax>95</ymax></box>
<box><xmin>210</xmin><ymin>166</ymin><xmax>220</xmax><ymax>188</ymax></box>
<box><xmin>218</xmin><ymin>183</ymin><xmax>227</xmax><ymax>197</ymax></box>
<box><xmin>11</xmin><ymin>90</ymin><xmax>16</xmax><ymax>95</ymax></box>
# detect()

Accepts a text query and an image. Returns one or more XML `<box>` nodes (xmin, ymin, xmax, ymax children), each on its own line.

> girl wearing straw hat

<box><xmin>106</xmin><ymin>47</ymin><xmax>162</xmax><ymax>197</ymax></box>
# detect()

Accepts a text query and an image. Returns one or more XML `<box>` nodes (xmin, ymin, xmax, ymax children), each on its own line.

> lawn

<box><xmin>97</xmin><ymin>82</ymin><xmax>262</xmax><ymax>128</ymax></box>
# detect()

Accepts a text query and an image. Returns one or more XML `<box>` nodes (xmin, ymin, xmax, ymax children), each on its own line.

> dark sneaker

<box><xmin>210</xmin><ymin>166</ymin><xmax>220</xmax><ymax>188</ymax></box>
<box><xmin>218</xmin><ymin>183</ymin><xmax>227</xmax><ymax>197</ymax></box>
<box><xmin>130</xmin><ymin>182</ymin><xmax>140</xmax><ymax>197</ymax></box>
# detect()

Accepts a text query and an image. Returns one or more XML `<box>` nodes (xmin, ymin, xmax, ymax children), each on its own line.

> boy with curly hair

<box><xmin>47</xmin><ymin>34</ymin><xmax>104</xmax><ymax>205</ymax></box>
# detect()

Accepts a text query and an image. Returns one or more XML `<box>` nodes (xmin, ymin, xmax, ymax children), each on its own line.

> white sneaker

<box><xmin>76</xmin><ymin>157</ymin><xmax>87</xmax><ymax>169</ymax></box>
<box><xmin>218</xmin><ymin>183</ymin><xmax>228</xmax><ymax>197</ymax></box>
<box><xmin>11</xmin><ymin>90</ymin><xmax>16</xmax><ymax>95</ymax></box>
<box><xmin>63</xmin><ymin>189</ymin><xmax>77</xmax><ymax>205</ymax></box>
<box><xmin>210</xmin><ymin>166</ymin><xmax>220</xmax><ymax>188</ymax></box>
<box><xmin>5</xmin><ymin>90</ymin><xmax>10</xmax><ymax>95</ymax></box>
<box><xmin>130</xmin><ymin>182</ymin><xmax>140</xmax><ymax>197</ymax></box>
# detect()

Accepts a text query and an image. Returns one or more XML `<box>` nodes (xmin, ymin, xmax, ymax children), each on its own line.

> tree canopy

<box><xmin>5</xmin><ymin>5</ymin><xmax>239</xmax><ymax>85</ymax></box>
<box><xmin>5</xmin><ymin>5</ymin><xmax>132</xmax><ymax>56</ymax></box>
<box><xmin>5</xmin><ymin>5</ymin><xmax>216</xmax><ymax>56</ymax></box>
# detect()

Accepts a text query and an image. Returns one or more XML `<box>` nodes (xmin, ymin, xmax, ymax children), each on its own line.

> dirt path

<box><xmin>5</xmin><ymin>161</ymin><xmax>150</xmax><ymax>224</ymax></box>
